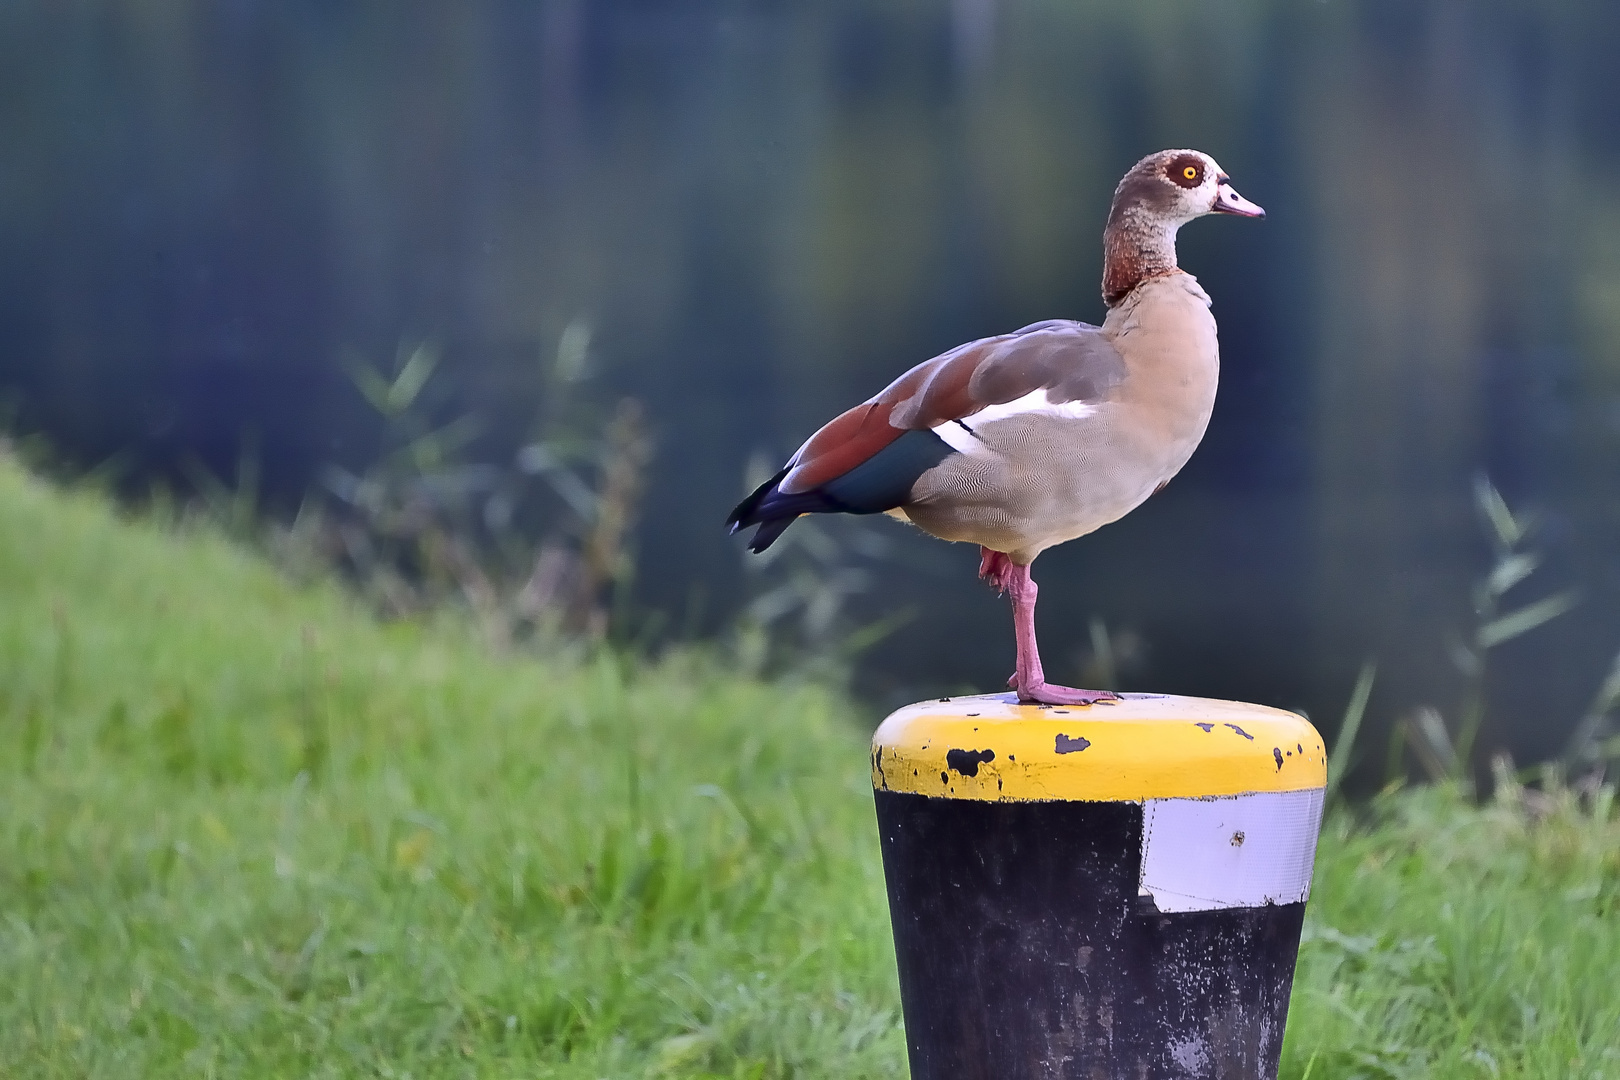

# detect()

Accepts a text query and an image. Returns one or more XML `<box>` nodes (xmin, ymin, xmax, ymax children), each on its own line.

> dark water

<box><xmin>5</xmin><ymin>1</ymin><xmax>1620</xmax><ymax>773</ymax></box>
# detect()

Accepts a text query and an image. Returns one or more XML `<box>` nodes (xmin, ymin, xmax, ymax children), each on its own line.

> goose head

<box><xmin>1111</xmin><ymin>149</ymin><xmax>1265</xmax><ymax>227</ymax></box>
<box><xmin>1101</xmin><ymin>149</ymin><xmax>1264</xmax><ymax>306</ymax></box>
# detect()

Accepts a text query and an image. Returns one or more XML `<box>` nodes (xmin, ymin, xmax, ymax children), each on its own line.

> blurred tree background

<box><xmin>3</xmin><ymin>0</ymin><xmax>1620</xmax><ymax>778</ymax></box>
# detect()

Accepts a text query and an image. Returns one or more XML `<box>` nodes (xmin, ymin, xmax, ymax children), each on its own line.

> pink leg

<box><xmin>980</xmin><ymin>548</ymin><xmax>1119</xmax><ymax>707</ymax></box>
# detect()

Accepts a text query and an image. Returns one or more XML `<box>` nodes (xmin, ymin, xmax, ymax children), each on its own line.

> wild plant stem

<box><xmin>1326</xmin><ymin>660</ymin><xmax>1376</xmax><ymax>802</ymax></box>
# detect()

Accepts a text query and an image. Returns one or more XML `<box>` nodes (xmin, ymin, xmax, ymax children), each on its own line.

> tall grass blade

<box><xmin>1404</xmin><ymin>706</ymin><xmax>1455</xmax><ymax>783</ymax></box>
<box><xmin>1383</xmin><ymin>717</ymin><xmax>1407</xmax><ymax>787</ymax></box>
<box><xmin>1088</xmin><ymin>617</ymin><xmax>1117</xmax><ymax>691</ymax></box>
<box><xmin>1473</xmin><ymin>473</ymin><xmax>1523</xmax><ymax>550</ymax></box>
<box><xmin>387</xmin><ymin>342</ymin><xmax>439</xmax><ymax>415</ymax></box>
<box><xmin>1326</xmin><ymin>661</ymin><xmax>1376</xmax><ymax>800</ymax></box>
<box><xmin>837</xmin><ymin>607</ymin><xmax>915</xmax><ymax>659</ymax></box>
<box><xmin>553</xmin><ymin>320</ymin><xmax>592</xmax><ymax>384</ymax></box>
<box><xmin>1563</xmin><ymin>647</ymin><xmax>1620</xmax><ymax>766</ymax></box>
<box><xmin>1485</xmin><ymin>552</ymin><xmax>1538</xmax><ymax>598</ymax></box>
<box><xmin>346</xmin><ymin>360</ymin><xmax>397</xmax><ymax>416</ymax></box>
<box><xmin>1476</xmin><ymin>591</ymin><xmax>1579</xmax><ymax>649</ymax></box>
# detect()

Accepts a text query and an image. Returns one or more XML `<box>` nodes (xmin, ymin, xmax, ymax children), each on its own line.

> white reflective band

<box><xmin>1139</xmin><ymin>787</ymin><xmax>1325</xmax><ymax>913</ymax></box>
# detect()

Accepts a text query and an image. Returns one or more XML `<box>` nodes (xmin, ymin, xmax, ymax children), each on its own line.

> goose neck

<box><xmin>1102</xmin><ymin>210</ymin><xmax>1180</xmax><ymax>309</ymax></box>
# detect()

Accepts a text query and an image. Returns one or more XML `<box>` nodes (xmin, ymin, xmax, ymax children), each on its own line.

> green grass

<box><xmin>0</xmin><ymin>452</ymin><xmax>1616</xmax><ymax>1078</ymax></box>
<box><xmin>1293</xmin><ymin>788</ymin><xmax>1619</xmax><ymax>1078</ymax></box>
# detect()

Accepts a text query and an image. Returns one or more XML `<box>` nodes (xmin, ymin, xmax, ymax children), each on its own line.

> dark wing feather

<box><xmin>727</xmin><ymin>321</ymin><xmax>1125</xmax><ymax>551</ymax></box>
<box><xmin>726</xmin><ymin>429</ymin><xmax>955</xmax><ymax>552</ymax></box>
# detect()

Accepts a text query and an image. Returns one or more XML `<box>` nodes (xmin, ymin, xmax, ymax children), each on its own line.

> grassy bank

<box><xmin>1</xmin><ymin>455</ymin><xmax>1616</xmax><ymax>1078</ymax></box>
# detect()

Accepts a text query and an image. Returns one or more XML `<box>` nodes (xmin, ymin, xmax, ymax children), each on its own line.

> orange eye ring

<box><xmin>1183</xmin><ymin>166</ymin><xmax>1199</xmax><ymax>181</ymax></box>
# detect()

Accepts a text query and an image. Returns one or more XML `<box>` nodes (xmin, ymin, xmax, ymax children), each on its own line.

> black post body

<box><xmin>875</xmin><ymin>790</ymin><xmax>1305</xmax><ymax>1079</ymax></box>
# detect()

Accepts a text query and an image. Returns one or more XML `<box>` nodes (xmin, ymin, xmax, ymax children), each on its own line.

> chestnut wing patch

<box><xmin>788</xmin><ymin>321</ymin><xmax>1124</xmax><ymax>493</ymax></box>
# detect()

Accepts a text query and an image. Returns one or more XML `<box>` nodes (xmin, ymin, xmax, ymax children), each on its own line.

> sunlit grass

<box><xmin>1</xmin><ymin>454</ymin><xmax>1616</xmax><ymax>1078</ymax></box>
<box><xmin>1287</xmin><ymin>785</ymin><xmax>1620</xmax><ymax>1079</ymax></box>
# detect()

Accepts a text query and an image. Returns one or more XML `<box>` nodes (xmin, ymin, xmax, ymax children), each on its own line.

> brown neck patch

<box><xmin>1100</xmin><ymin>166</ymin><xmax>1182</xmax><ymax>307</ymax></box>
<box><xmin>1102</xmin><ymin>216</ymin><xmax>1178</xmax><ymax>307</ymax></box>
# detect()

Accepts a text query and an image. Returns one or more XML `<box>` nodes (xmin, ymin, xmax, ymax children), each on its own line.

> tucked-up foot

<box><xmin>1016</xmin><ymin>682</ymin><xmax>1121</xmax><ymax>707</ymax></box>
<box><xmin>978</xmin><ymin>547</ymin><xmax>1018</xmax><ymax>594</ymax></box>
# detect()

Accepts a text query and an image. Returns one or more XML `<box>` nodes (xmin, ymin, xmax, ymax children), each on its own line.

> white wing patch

<box><xmin>930</xmin><ymin>389</ymin><xmax>1100</xmax><ymax>453</ymax></box>
<box><xmin>966</xmin><ymin>388</ymin><xmax>1101</xmax><ymax>425</ymax></box>
<box><xmin>930</xmin><ymin>419</ymin><xmax>980</xmax><ymax>453</ymax></box>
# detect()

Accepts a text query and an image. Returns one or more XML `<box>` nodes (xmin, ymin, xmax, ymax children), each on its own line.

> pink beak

<box><xmin>1212</xmin><ymin>176</ymin><xmax>1265</xmax><ymax>219</ymax></box>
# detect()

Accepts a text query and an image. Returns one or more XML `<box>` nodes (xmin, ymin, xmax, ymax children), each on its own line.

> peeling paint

<box><xmin>1224</xmin><ymin>723</ymin><xmax>1254</xmax><ymax>740</ymax></box>
<box><xmin>1055</xmin><ymin>734</ymin><xmax>1091</xmax><ymax>755</ymax></box>
<box><xmin>946</xmin><ymin>748</ymin><xmax>995</xmax><ymax>777</ymax></box>
<box><xmin>1273</xmin><ymin>747</ymin><xmax>1284</xmax><ymax>770</ymax></box>
<box><xmin>1169</xmin><ymin>1034</ymin><xmax>1210</xmax><ymax>1072</ymax></box>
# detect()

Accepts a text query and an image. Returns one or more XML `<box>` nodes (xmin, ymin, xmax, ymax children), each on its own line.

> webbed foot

<box><xmin>1015</xmin><ymin>682</ymin><xmax>1120</xmax><ymax>706</ymax></box>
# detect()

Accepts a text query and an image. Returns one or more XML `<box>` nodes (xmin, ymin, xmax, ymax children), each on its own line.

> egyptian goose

<box><xmin>728</xmin><ymin>150</ymin><xmax>1264</xmax><ymax>705</ymax></box>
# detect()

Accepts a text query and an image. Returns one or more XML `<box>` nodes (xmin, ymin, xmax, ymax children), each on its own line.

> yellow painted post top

<box><xmin>872</xmin><ymin>692</ymin><xmax>1325</xmax><ymax>802</ymax></box>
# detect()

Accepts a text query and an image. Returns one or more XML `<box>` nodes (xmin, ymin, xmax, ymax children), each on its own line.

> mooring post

<box><xmin>871</xmin><ymin>692</ymin><xmax>1326</xmax><ymax>1079</ymax></box>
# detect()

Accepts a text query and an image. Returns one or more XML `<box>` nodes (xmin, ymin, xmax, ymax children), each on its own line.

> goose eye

<box><xmin>1165</xmin><ymin>157</ymin><xmax>1204</xmax><ymax>188</ymax></box>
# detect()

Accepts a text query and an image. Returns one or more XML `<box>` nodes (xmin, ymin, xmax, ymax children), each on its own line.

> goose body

<box><xmin>901</xmin><ymin>272</ymin><xmax>1218</xmax><ymax>563</ymax></box>
<box><xmin>729</xmin><ymin>149</ymin><xmax>1263</xmax><ymax>704</ymax></box>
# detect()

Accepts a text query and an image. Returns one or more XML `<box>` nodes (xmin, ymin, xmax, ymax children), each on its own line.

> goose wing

<box><xmin>728</xmin><ymin>320</ymin><xmax>1126</xmax><ymax>551</ymax></box>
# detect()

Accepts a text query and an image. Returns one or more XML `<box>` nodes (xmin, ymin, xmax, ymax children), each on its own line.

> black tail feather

<box><xmin>726</xmin><ymin>465</ymin><xmax>789</xmax><ymax>531</ymax></box>
<box><xmin>743</xmin><ymin>515</ymin><xmax>797</xmax><ymax>553</ymax></box>
<box><xmin>727</xmin><ymin>429</ymin><xmax>957</xmax><ymax>554</ymax></box>
<box><xmin>727</xmin><ymin>465</ymin><xmax>844</xmax><ymax>553</ymax></box>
